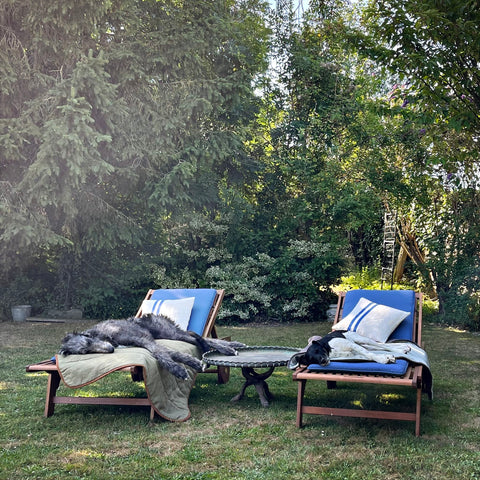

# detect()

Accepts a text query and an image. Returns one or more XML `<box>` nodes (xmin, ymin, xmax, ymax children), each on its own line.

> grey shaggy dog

<box><xmin>59</xmin><ymin>314</ymin><xmax>245</xmax><ymax>380</ymax></box>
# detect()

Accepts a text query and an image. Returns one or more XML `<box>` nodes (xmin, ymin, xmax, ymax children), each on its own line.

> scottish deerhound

<box><xmin>59</xmin><ymin>314</ymin><xmax>245</xmax><ymax>380</ymax></box>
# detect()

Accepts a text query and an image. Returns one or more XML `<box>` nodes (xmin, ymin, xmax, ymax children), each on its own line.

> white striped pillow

<box><xmin>332</xmin><ymin>297</ymin><xmax>409</xmax><ymax>343</ymax></box>
<box><xmin>140</xmin><ymin>297</ymin><xmax>195</xmax><ymax>331</ymax></box>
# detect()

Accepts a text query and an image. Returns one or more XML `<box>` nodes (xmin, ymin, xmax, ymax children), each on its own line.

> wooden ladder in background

<box><xmin>381</xmin><ymin>211</ymin><xmax>397</xmax><ymax>289</ymax></box>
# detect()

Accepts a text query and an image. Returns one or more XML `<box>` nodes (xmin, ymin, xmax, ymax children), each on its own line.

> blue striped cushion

<box><xmin>141</xmin><ymin>297</ymin><xmax>195</xmax><ymax>331</ymax></box>
<box><xmin>340</xmin><ymin>290</ymin><xmax>416</xmax><ymax>341</ymax></box>
<box><xmin>149</xmin><ymin>289</ymin><xmax>217</xmax><ymax>335</ymax></box>
<box><xmin>332</xmin><ymin>296</ymin><xmax>410</xmax><ymax>342</ymax></box>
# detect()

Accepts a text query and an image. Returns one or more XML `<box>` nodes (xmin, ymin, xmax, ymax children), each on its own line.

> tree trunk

<box><xmin>393</xmin><ymin>245</ymin><xmax>408</xmax><ymax>282</ymax></box>
<box><xmin>397</xmin><ymin>215</ymin><xmax>437</xmax><ymax>298</ymax></box>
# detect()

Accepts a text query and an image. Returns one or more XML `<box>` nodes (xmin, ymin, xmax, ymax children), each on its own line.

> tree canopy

<box><xmin>1</xmin><ymin>0</ymin><xmax>479</xmax><ymax>329</ymax></box>
<box><xmin>1</xmin><ymin>0</ymin><xmax>270</xmax><ymax>316</ymax></box>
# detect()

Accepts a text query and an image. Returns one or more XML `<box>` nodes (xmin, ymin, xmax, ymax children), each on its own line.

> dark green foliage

<box><xmin>1</xmin><ymin>0</ymin><xmax>479</xmax><ymax>329</ymax></box>
<box><xmin>364</xmin><ymin>0</ymin><xmax>480</xmax><ymax>133</ymax></box>
<box><xmin>355</xmin><ymin>0</ymin><xmax>480</xmax><ymax>328</ymax></box>
<box><xmin>207</xmin><ymin>241</ymin><xmax>340</xmax><ymax>323</ymax></box>
<box><xmin>0</xmin><ymin>0</ymin><xmax>271</xmax><ymax>317</ymax></box>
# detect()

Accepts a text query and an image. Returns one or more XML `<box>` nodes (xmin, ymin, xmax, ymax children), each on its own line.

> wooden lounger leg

<box><xmin>217</xmin><ymin>366</ymin><xmax>230</xmax><ymax>385</ymax></box>
<box><xmin>296</xmin><ymin>379</ymin><xmax>307</xmax><ymax>428</ymax></box>
<box><xmin>45</xmin><ymin>371</ymin><xmax>61</xmax><ymax>417</ymax></box>
<box><xmin>415</xmin><ymin>387</ymin><xmax>422</xmax><ymax>437</ymax></box>
<box><xmin>217</xmin><ymin>336</ymin><xmax>231</xmax><ymax>384</ymax></box>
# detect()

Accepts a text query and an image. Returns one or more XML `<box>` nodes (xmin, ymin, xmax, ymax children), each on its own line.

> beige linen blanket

<box><xmin>57</xmin><ymin>339</ymin><xmax>201</xmax><ymax>422</ymax></box>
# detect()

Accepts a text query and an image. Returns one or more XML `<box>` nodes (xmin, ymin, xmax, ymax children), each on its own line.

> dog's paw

<box><xmin>188</xmin><ymin>358</ymin><xmax>203</xmax><ymax>372</ymax></box>
<box><xmin>217</xmin><ymin>346</ymin><xmax>237</xmax><ymax>356</ymax></box>
<box><xmin>201</xmin><ymin>339</ymin><xmax>245</xmax><ymax>356</ymax></box>
<box><xmin>377</xmin><ymin>354</ymin><xmax>395</xmax><ymax>364</ymax></box>
<box><xmin>165</xmin><ymin>363</ymin><xmax>190</xmax><ymax>380</ymax></box>
<box><xmin>210</xmin><ymin>341</ymin><xmax>244</xmax><ymax>356</ymax></box>
<box><xmin>402</xmin><ymin>345</ymin><xmax>411</xmax><ymax>354</ymax></box>
<box><xmin>175</xmin><ymin>368</ymin><xmax>190</xmax><ymax>380</ymax></box>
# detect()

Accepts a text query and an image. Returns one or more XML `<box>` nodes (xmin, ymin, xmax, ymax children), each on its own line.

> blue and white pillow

<box><xmin>140</xmin><ymin>297</ymin><xmax>195</xmax><ymax>331</ymax></box>
<box><xmin>332</xmin><ymin>297</ymin><xmax>409</xmax><ymax>343</ymax></box>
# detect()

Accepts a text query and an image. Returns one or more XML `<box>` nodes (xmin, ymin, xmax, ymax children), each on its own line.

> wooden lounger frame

<box><xmin>293</xmin><ymin>291</ymin><xmax>426</xmax><ymax>436</ymax></box>
<box><xmin>26</xmin><ymin>289</ymin><xmax>227</xmax><ymax>419</ymax></box>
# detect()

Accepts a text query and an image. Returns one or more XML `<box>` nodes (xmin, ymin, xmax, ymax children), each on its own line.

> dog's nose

<box><xmin>99</xmin><ymin>342</ymin><xmax>115</xmax><ymax>353</ymax></box>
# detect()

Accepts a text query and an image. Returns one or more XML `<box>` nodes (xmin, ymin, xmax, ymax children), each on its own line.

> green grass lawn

<box><xmin>1</xmin><ymin>319</ymin><xmax>479</xmax><ymax>480</ymax></box>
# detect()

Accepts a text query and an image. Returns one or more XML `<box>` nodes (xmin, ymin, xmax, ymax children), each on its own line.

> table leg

<box><xmin>231</xmin><ymin>367</ymin><xmax>275</xmax><ymax>407</ymax></box>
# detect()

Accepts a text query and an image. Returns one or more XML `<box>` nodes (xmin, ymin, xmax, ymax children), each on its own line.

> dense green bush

<box><xmin>332</xmin><ymin>266</ymin><xmax>440</xmax><ymax>320</ymax></box>
<box><xmin>332</xmin><ymin>266</ymin><xmax>409</xmax><ymax>293</ymax></box>
<box><xmin>207</xmin><ymin>239</ymin><xmax>340</xmax><ymax>323</ymax></box>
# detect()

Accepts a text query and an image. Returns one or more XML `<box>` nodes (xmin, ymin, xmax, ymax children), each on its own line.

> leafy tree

<box><xmin>364</xmin><ymin>0</ymin><xmax>480</xmax><ymax>134</ymax></box>
<box><xmin>0</xmin><ymin>0</ymin><xmax>269</xmax><ymax>317</ymax></box>
<box><xmin>209</xmin><ymin>1</ymin><xmax>386</xmax><ymax>321</ymax></box>
<box><xmin>264</xmin><ymin>1</ymin><xmax>387</xmax><ymax>263</ymax></box>
<box><xmin>363</xmin><ymin>0</ymin><xmax>480</xmax><ymax>325</ymax></box>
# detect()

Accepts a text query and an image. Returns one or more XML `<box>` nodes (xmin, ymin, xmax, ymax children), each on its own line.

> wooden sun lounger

<box><xmin>293</xmin><ymin>290</ymin><xmax>428</xmax><ymax>436</ymax></box>
<box><xmin>26</xmin><ymin>288</ymin><xmax>228</xmax><ymax>419</ymax></box>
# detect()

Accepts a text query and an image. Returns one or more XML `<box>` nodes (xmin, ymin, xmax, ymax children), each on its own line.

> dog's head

<box><xmin>59</xmin><ymin>332</ymin><xmax>115</xmax><ymax>355</ymax></box>
<box><xmin>303</xmin><ymin>338</ymin><xmax>332</xmax><ymax>366</ymax></box>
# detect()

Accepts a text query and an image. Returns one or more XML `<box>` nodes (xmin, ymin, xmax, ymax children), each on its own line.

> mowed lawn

<box><xmin>1</xmin><ymin>319</ymin><xmax>479</xmax><ymax>479</ymax></box>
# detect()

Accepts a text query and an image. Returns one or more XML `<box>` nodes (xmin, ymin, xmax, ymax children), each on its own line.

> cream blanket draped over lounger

<box><xmin>57</xmin><ymin>339</ymin><xmax>201</xmax><ymax>422</ymax></box>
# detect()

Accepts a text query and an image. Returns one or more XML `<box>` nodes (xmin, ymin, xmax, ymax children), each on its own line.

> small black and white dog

<box><xmin>294</xmin><ymin>330</ymin><xmax>411</xmax><ymax>367</ymax></box>
<box><xmin>59</xmin><ymin>314</ymin><xmax>245</xmax><ymax>380</ymax></box>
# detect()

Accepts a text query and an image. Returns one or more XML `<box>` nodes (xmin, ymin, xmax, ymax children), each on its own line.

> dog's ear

<box><xmin>59</xmin><ymin>332</ymin><xmax>79</xmax><ymax>355</ymax></box>
<box><xmin>61</xmin><ymin>332</ymin><xmax>75</xmax><ymax>342</ymax></box>
<box><xmin>59</xmin><ymin>342</ymin><xmax>71</xmax><ymax>356</ymax></box>
<box><xmin>312</xmin><ymin>338</ymin><xmax>331</xmax><ymax>353</ymax></box>
<box><xmin>296</xmin><ymin>354</ymin><xmax>307</xmax><ymax>366</ymax></box>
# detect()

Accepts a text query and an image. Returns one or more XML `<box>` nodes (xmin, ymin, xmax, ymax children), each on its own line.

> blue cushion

<box><xmin>149</xmin><ymin>289</ymin><xmax>217</xmax><ymax>335</ymax></box>
<box><xmin>307</xmin><ymin>359</ymin><xmax>409</xmax><ymax>376</ymax></box>
<box><xmin>341</xmin><ymin>290</ymin><xmax>416</xmax><ymax>341</ymax></box>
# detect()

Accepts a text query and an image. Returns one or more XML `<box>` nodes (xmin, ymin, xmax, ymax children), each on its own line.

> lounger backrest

<box><xmin>341</xmin><ymin>289</ymin><xmax>416</xmax><ymax>341</ymax></box>
<box><xmin>149</xmin><ymin>288</ymin><xmax>218</xmax><ymax>336</ymax></box>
